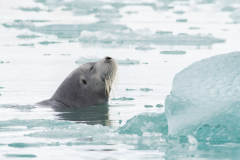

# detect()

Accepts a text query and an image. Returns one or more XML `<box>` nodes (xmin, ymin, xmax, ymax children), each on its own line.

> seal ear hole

<box><xmin>82</xmin><ymin>79</ymin><xmax>87</xmax><ymax>85</ymax></box>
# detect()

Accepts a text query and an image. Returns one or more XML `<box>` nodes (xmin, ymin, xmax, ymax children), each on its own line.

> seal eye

<box><xmin>82</xmin><ymin>79</ymin><xmax>87</xmax><ymax>85</ymax></box>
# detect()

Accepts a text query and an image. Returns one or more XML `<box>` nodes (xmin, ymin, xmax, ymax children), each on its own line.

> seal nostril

<box><xmin>82</xmin><ymin>79</ymin><xmax>86</xmax><ymax>85</ymax></box>
<box><xmin>105</xmin><ymin>56</ymin><xmax>112</xmax><ymax>60</ymax></box>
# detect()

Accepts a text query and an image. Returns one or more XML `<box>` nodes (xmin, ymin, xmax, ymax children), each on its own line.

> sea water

<box><xmin>1</xmin><ymin>0</ymin><xmax>240</xmax><ymax>159</ymax></box>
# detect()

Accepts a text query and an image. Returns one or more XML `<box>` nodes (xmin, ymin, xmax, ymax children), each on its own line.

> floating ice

<box><xmin>135</xmin><ymin>46</ymin><xmax>155</xmax><ymax>51</ymax></box>
<box><xmin>75</xmin><ymin>56</ymin><xmax>140</xmax><ymax>65</ymax></box>
<box><xmin>118</xmin><ymin>112</ymin><xmax>168</xmax><ymax>136</ymax></box>
<box><xmin>125</xmin><ymin>88</ymin><xmax>136</xmax><ymax>91</ymax></box>
<box><xmin>116</xmin><ymin>59</ymin><xmax>140</xmax><ymax>65</ymax></box>
<box><xmin>17</xmin><ymin>34</ymin><xmax>41</xmax><ymax>39</ymax></box>
<box><xmin>79</xmin><ymin>30</ymin><xmax>117</xmax><ymax>43</ymax></box>
<box><xmin>140</xmin><ymin>88</ymin><xmax>153</xmax><ymax>92</ymax></box>
<box><xmin>160</xmin><ymin>51</ymin><xmax>186</xmax><ymax>55</ymax></box>
<box><xmin>78</xmin><ymin>29</ymin><xmax>225</xmax><ymax>46</ymax></box>
<box><xmin>4</xmin><ymin>154</ymin><xmax>37</xmax><ymax>158</ymax></box>
<box><xmin>144</xmin><ymin>105</ymin><xmax>153</xmax><ymax>108</ymax></box>
<box><xmin>95</xmin><ymin>13</ymin><xmax>122</xmax><ymax>21</ymax></box>
<box><xmin>173</xmin><ymin>11</ymin><xmax>185</xmax><ymax>14</ymax></box>
<box><xmin>79</xmin><ymin>30</ymin><xmax>95</xmax><ymax>39</ymax></box>
<box><xmin>222</xmin><ymin>6</ymin><xmax>236</xmax><ymax>12</ymax></box>
<box><xmin>135</xmin><ymin>28</ymin><xmax>152</xmax><ymax>36</ymax></box>
<box><xmin>2</xmin><ymin>20</ymin><xmax>34</xmax><ymax>29</ymax></box>
<box><xmin>18</xmin><ymin>44</ymin><xmax>34</xmax><ymax>46</ymax></box>
<box><xmin>18</xmin><ymin>7</ymin><xmax>51</xmax><ymax>12</ymax></box>
<box><xmin>156</xmin><ymin>104</ymin><xmax>163</xmax><ymax>108</ymax></box>
<box><xmin>230</xmin><ymin>8</ymin><xmax>240</xmax><ymax>23</ymax></box>
<box><xmin>187</xmin><ymin>135</ymin><xmax>198</xmax><ymax>145</ymax></box>
<box><xmin>111</xmin><ymin>97</ymin><xmax>135</xmax><ymax>101</ymax></box>
<box><xmin>126</xmin><ymin>11</ymin><xmax>138</xmax><ymax>14</ymax></box>
<box><xmin>165</xmin><ymin>52</ymin><xmax>240</xmax><ymax>138</ymax></box>
<box><xmin>4</xmin><ymin>105</ymin><xmax>36</xmax><ymax>111</ymax></box>
<box><xmin>0</xmin><ymin>117</ymin><xmax>168</xmax><ymax>149</ymax></box>
<box><xmin>176</xmin><ymin>19</ymin><xmax>187</xmax><ymax>22</ymax></box>
<box><xmin>189</xmin><ymin>27</ymin><xmax>200</xmax><ymax>30</ymax></box>
<box><xmin>2</xmin><ymin>21</ymin><xmax>225</xmax><ymax>46</ymax></box>
<box><xmin>39</xmin><ymin>41</ymin><xmax>61</xmax><ymax>45</ymax></box>
<box><xmin>155</xmin><ymin>31</ymin><xmax>172</xmax><ymax>35</ymax></box>
<box><xmin>75</xmin><ymin>56</ymin><xmax>101</xmax><ymax>63</ymax></box>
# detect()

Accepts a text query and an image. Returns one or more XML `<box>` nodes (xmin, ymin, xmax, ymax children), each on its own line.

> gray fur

<box><xmin>37</xmin><ymin>57</ymin><xmax>117</xmax><ymax>108</ymax></box>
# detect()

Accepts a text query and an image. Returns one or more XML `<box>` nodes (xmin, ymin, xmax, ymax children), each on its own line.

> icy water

<box><xmin>1</xmin><ymin>0</ymin><xmax>240</xmax><ymax>159</ymax></box>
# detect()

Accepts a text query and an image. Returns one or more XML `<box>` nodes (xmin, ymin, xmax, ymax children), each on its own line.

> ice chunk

<box><xmin>165</xmin><ymin>52</ymin><xmax>240</xmax><ymax>137</ymax></box>
<box><xmin>125</xmin><ymin>88</ymin><xmax>136</xmax><ymax>91</ymax></box>
<box><xmin>2</xmin><ymin>20</ymin><xmax>34</xmax><ymax>29</ymax></box>
<box><xmin>118</xmin><ymin>112</ymin><xmax>168</xmax><ymax>136</ymax></box>
<box><xmin>17</xmin><ymin>34</ymin><xmax>41</xmax><ymax>39</ymax></box>
<box><xmin>75</xmin><ymin>56</ymin><xmax>101</xmax><ymax>63</ymax></box>
<box><xmin>39</xmin><ymin>41</ymin><xmax>61</xmax><ymax>45</ymax></box>
<box><xmin>144</xmin><ymin>105</ymin><xmax>153</xmax><ymax>108</ymax></box>
<box><xmin>191</xmin><ymin>123</ymin><xmax>240</xmax><ymax>144</ymax></box>
<box><xmin>222</xmin><ymin>6</ymin><xmax>236</xmax><ymax>12</ymax></box>
<box><xmin>79</xmin><ymin>30</ymin><xmax>117</xmax><ymax>42</ymax></box>
<box><xmin>140</xmin><ymin>88</ymin><xmax>153</xmax><ymax>92</ymax></box>
<box><xmin>5</xmin><ymin>105</ymin><xmax>36</xmax><ymax>111</ymax></box>
<box><xmin>79</xmin><ymin>30</ymin><xmax>95</xmax><ymax>39</ymax></box>
<box><xmin>155</xmin><ymin>31</ymin><xmax>172</xmax><ymax>35</ymax></box>
<box><xmin>18</xmin><ymin>44</ymin><xmax>34</xmax><ymax>46</ymax></box>
<box><xmin>135</xmin><ymin>28</ymin><xmax>152</xmax><ymax>36</ymax></box>
<box><xmin>230</xmin><ymin>8</ymin><xmax>240</xmax><ymax>23</ymax></box>
<box><xmin>116</xmin><ymin>59</ymin><xmax>140</xmax><ymax>65</ymax></box>
<box><xmin>189</xmin><ymin>27</ymin><xmax>200</xmax><ymax>30</ymax></box>
<box><xmin>176</xmin><ymin>19</ymin><xmax>187</xmax><ymax>22</ymax></box>
<box><xmin>187</xmin><ymin>135</ymin><xmax>198</xmax><ymax>145</ymax></box>
<box><xmin>101</xmin><ymin>5</ymin><xmax>115</xmax><ymax>10</ymax></box>
<box><xmin>95</xmin><ymin>13</ymin><xmax>122</xmax><ymax>21</ymax></box>
<box><xmin>160</xmin><ymin>51</ymin><xmax>186</xmax><ymax>55</ymax></box>
<box><xmin>18</xmin><ymin>7</ymin><xmax>51</xmax><ymax>12</ymax></box>
<box><xmin>156</xmin><ymin>104</ymin><xmax>163</xmax><ymax>108</ymax></box>
<box><xmin>4</xmin><ymin>154</ymin><xmax>37</xmax><ymax>158</ymax></box>
<box><xmin>135</xmin><ymin>46</ymin><xmax>155</xmax><ymax>50</ymax></box>
<box><xmin>173</xmin><ymin>11</ymin><xmax>185</xmax><ymax>14</ymax></box>
<box><xmin>111</xmin><ymin>97</ymin><xmax>134</xmax><ymax>101</ymax></box>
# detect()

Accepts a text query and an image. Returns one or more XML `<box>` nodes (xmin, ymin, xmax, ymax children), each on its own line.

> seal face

<box><xmin>37</xmin><ymin>56</ymin><xmax>117</xmax><ymax>108</ymax></box>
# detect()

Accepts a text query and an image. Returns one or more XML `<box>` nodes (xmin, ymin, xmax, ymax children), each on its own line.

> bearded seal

<box><xmin>37</xmin><ymin>56</ymin><xmax>117</xmax><ymax>108</ymax></box>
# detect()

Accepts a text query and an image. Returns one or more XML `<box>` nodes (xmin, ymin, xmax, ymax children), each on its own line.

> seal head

<box><xmin>38</xmin><ymin>56</ymin><xmax>117</xmax><ymax>108</ymax></box>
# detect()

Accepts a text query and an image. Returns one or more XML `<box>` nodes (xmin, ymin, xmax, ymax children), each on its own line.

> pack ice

<box><xmin>165</xmin><ymin>52</ymin><xmax>240</xmax><ymax>137</ymax></box>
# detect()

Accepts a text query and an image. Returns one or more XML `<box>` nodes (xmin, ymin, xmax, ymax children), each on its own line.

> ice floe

<box><xmin>160</xmin><ymin>51</ymin><xmax>186</xmax><ymax>55</ymax></box>
<box><xmin>75</xmin><ymin>56</ymin><xmax>140</xmax><ymax>65</ymax></box>
<box><xmin>165</xmin><ymin>52</ymin><xmax>240</xmax><ymax>138</ymax></box>
<box><xmin>230</xmin><ymin>8</ymin><xmax>240</xmax><ymax>23</ymax></box>
<box><xmin>118</xmin><ymin>112</ymin><xmax>168</xmax><ymax>136</ymax></box>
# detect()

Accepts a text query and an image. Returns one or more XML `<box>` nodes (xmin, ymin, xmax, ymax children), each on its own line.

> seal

<box><xmin>37</xmin><ymin>56</ymin><xmax>117</xmax><ymax>108</ymax></box>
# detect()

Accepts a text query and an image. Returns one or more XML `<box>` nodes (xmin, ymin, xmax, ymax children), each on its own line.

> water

<box><xmin>1</xmin><ymin>0</ymin><xmax>240</xmax><ymax>159</ymax></box>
